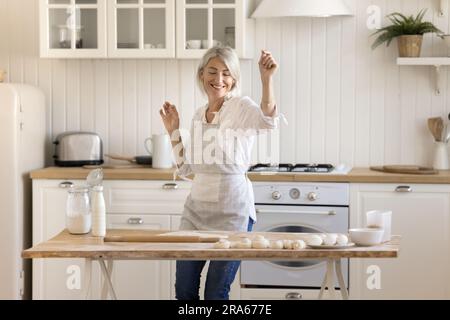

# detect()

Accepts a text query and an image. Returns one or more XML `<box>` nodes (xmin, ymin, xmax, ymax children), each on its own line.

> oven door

<box><xmin>241</xmin><ymin>205</ymin><xmax>349</xmax><ymax>288</ymax></box>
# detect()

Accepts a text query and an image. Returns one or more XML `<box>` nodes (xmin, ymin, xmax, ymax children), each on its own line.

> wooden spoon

<box><xmin>428</xmin><ymin>117</ymin><xmax>443</xmax><ymax>141</ymax></box>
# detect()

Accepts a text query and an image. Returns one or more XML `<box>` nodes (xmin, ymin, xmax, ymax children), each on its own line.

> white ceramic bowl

<box><xmin>349</xmin><ymin>228</ymin><xmax>384</xmax><ymax>246</ymax></box>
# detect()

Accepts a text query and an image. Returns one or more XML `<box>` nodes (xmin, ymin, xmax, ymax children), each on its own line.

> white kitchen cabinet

<box><xmin>101</xmin><ymin>180</ymin><xmax>190</xmax><ymax>300</ymax></box>
<box><xmin>32</xmin><ymin>178</ymin><xmax>190</xmax><ymax>300</ymax></box>
<box><xmin>176</xmin><ymin>0</ymin><xmax>254</xmax><ymax>59</ymax></box>
<box><xmin>40</xmin><ymin>0</ymin><xmax>254</xmax><ymax>59</ymax></box>
<box><xmin>349</xmin><ymin>183</ymin><xmax>450</xmax><ymax>300</ymax></box>
<box><xmin>32</xmin><ymin>179</ymin><xmax>102</xmax><ymax>300</ymax></box>
<box><xmin>107</xmin><ymin>0</ymin><xmax>176</xmax><ymax>58</ymax></box>
<box><xmin>106</xmin><ymin>214</ymin><xmax>171</xmax><ymax>300</ymax></box>
<box><xmin>39</xmin><ymin>0</ymin><xmax>108</xmax><ymax>58</ymax></box>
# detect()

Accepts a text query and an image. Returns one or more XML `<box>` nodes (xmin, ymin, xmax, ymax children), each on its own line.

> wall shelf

<box><xmin>397</xmin><ymin>57</ymin><xmax>450</xmax><ymax>95</ymax></box>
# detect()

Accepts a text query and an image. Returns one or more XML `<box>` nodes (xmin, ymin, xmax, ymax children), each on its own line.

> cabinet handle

<box><xmin>395</xmin><ymin>186</ymin><xmax>412</xmax><ymax>193</ymax></box>
<box><xmin>127</xmin><ymin>218</ymin><xmax>143</xmax><ymax>225</ymax></box>
<box><xmin>285</xmin><ymin>292</ymin><xmax>302</xmax><ymax>300</ymax></box>
<box><xmin>59</xmin><ymin>181</ymin><xmax>74</xmax><ymax>189</ymax></box>
<box><xmin>162</xmin><ymin>183</ymin><xmax>178</xmax><ymax>190</ymax></box>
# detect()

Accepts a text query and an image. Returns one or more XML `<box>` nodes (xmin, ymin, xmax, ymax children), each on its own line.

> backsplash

<box><xmin>1</xmin><ymin>0</ymin><xmax>450</xmax><ymax>167</ymax></box>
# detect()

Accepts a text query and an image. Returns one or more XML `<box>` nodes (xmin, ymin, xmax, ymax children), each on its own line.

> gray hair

<box><xmin>197</xmin><ymin>46</ymin><xmax>241</xmax><ymax>98</ymax></box>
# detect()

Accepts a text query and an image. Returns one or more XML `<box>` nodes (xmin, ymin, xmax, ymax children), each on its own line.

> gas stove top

<box><xmin>248</xmin><ymin>163</ymin><xmax>352</xmax><ymax>174</ymax></box>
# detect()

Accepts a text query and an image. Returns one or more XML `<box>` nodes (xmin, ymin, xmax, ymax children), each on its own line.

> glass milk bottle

<box><xmin>66</xmin><ymin>187</ymin><xmax>91</xmax><ymax>234</ymax></box>
<box><xmin>91</xmin><ymin>185</ymin><xmax>106</xmax><ymax>237</ymax></box>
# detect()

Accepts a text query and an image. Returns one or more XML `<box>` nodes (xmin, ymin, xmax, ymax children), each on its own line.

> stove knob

<box><xmin>307</xmin><ymin>192</ymin><xmax>318</xmax><ymax>201</ymax></box>
<box><xmin>272</xmin><ymin>191</ymin><xmax>282</xmax><ymax>200</ymax></box>
<box><xmin>289</xmin><ymin>188</ymin><xmax>301</xmax><ymax>199</ymax></box>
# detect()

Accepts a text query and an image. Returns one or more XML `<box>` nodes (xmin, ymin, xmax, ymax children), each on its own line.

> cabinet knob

<box><xmin>163</xmin><ymin>183</ymin><xmax>178</xmax><ymax>190</ymax></box>
<box><xmin>395</xmin><ymin>186</ymin><xmax>412</xmax><ymax>193</ymax></box>
<box><xmin>127</xmin><ymin>218</ymin><xmax>143</xmax><ymax>225</ymax></box>
<box><xmin>59</xmin><ymin>181</ymin><xmax>74</xmax><ymax>189</ymax></box>
<box><xmin>285</xmin><ymin>292</ymin><xmax>302</xmax><ymax>300</ymax></box>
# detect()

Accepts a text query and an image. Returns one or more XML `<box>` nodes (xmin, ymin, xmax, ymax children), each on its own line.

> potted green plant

<box><xmin>371</xmin><ymin>9</ymin><xmax>442</xmax><ymax>57</ymax></box>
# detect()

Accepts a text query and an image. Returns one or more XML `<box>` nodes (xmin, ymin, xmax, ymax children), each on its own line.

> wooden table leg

<box><xmin>82</xmin><ymin>259</ymin><xmax>92</xmax><ymax>300</ymax></box>
<box><xmin>318</xmin><ymin>259</ymin><xmax>339</xmax><ymax>300</ymax></box>
<box><xmin>335</xmin><ymin>259</ymin><xmax>349</xmax><ymax>300</ymax></box>
<box><xmin>99</xmin><ymin>259</ymin><xmax>117</xmax><ymax>300</ymax></box>
<box><xmin>101</xmin><ymin>259</ymin><xmax>115</xmax><ymax>299</ymax></box>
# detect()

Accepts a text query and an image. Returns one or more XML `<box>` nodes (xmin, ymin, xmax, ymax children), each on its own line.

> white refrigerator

<box><xmin>0</xmin><ymin>84</ymin><xmax>46</xmax><ymax>299</ymax></box>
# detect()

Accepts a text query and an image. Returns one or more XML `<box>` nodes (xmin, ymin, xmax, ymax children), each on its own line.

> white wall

<box><xmin>0</xmin><ymin>0</ymin><xmax>449</xmax><ymax>167</ymax></box>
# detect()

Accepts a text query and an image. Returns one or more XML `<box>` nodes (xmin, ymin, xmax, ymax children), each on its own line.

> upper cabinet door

<box><xmin>108</xmin><ymin>0</ymin><xmax>176</xmax><ymax>58</ymax></box>
<box><xmin>39</xmin><ymin>0</ymin><xmax>107</xmax><ymax>58</ymax></box>
<box><xmin>176</xmin><ymin>0</ymin><xmax>253</xmax><ymax>59</ymax></box>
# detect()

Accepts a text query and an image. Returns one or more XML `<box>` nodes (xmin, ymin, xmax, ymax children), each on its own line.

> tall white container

<box><xmin>91</xmin><ymin>186</ymin><xmax>106</xmax><ymax>237</ymax></box>
<box><xmin>366</xmin><ymin>210</ymin><xmax>392</xmax><ymax>243</ymax></box>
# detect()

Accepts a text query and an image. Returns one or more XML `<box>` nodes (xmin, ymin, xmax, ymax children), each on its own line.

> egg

<box><xmin>269</xmin><ymin>240</ymin><xmax>284</xmax><ymax>249</ymax></box>
<box><xmin>323</xmin><ymin>234</ymin><xmax>337</xmax><ymax>246</ymax></box>
<box><xmin>252</xmin><ymin>239</ymin><xmax>270</xmax><ymax>249</ymax></box>
<box><xmin>292</xmin><ymin>240</ymin><xmax>306</xmax><ymax>250</ymax></box>
<box><xmin>336</xmin><ymin>234</ymin><xmax>349</xmax><ymax>246</ymax></box>
<box><xmin>306</xmin><ymin>235</ymin><xmax>323</xmax><ymax>246</ymax></box>
<box><xmin>213</xmin><ymin>240</ymin><xmax>231</xmax><ymax>249</ymax></box>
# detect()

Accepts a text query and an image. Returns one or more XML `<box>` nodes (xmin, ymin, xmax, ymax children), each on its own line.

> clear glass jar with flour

<box><xmin>66</xmin><ymin>187</ymin><xmax>91</xmax><ymax>234</ymax></box>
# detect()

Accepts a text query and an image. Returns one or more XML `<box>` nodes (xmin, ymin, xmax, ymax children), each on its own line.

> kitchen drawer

<box><xmin>107</xmin><ymin>214</ymin><xmax>171</xmax><ymax>230</ymax></box>
<box><xmin>104</xmin><ymin>180</ymin><xmax>191</xmax><ymax>214</ymax></box>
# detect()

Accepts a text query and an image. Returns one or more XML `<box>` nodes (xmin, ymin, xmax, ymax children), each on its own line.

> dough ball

<box><xmin>230</xmin><ymin>241</ymin><xmax>240</xmax><ymax>249</ymax></box>
<box><xmin>336</xmin><ymin>234</ymin><xmax>349</xmax><ymax>246</ymax></box>
<box><xmin>254</xmin><ymin>235</ymin><xmax>266</xmax><ymax>241</ymax></box>
<box><xmin>252</xmin><ymin>239</ymin><xmax>270</xmax><ymax>249</ymax></box>
<box><xmin>292</xmin><ymin>240</ymin><xmax>306</xmax><ymax>250</ymax></box>
<box><xmin>323</xmin><ymin>234</ymin><xmax>337</xmax><ymax>246</ymax></box>
<box><xmin>306</xmin><ymin>235</ymin><xmax>323</xmax><ymax>246</ymax></box>
<box><xmin>283</xmin><ymin>240</ymin><xmax>294</xmax><ymax>249</ymax></box>
<box><xmin>269</xmin><ymin>240</ymin><xmax>284</xmax><ymax>249</ymax></box>
<box><xmin>319</xmin><ymin>234</ymin><xmax>327</xmax><ymax>240</ymax></box>
<box><xmin>213</xmin><ymin>240</ymin><xmax>231</xmax><ymax>249</ymax></box>
<box><xmin>236</xmin><ymin>238</ymin><xmax>252</xmax><ymax>249</ymax></box>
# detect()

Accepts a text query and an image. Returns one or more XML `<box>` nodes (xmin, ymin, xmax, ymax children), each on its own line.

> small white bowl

<box><xmin>349</xmin><ymin>228</ymin><xmax>384</xmax><ymax>246</ymax></box>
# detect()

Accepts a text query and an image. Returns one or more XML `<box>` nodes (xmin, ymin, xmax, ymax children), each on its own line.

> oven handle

<box><xmin>255</xmin><ymin>209</ymin><xmax>337</xmax><ymax>216</ymax></box>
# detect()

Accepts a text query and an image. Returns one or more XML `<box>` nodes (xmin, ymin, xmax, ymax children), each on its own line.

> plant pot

<box><xmin>397</xmin><ymin>35</ymin><xmax>423</xmax><ymax>57</ymax></box>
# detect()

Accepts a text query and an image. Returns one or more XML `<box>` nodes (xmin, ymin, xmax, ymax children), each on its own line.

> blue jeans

<box><xmin>175</xmin><ymin>218</ymin><xmax>254</xmax><ymax>300</ymax></box>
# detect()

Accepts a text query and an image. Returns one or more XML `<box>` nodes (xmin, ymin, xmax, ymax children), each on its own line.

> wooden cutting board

<box><xmin>370</xmin><ymin>165</ymin><xmax>438</xmax><ymax>175</ymax></box>
<box><xmin>104</xmin><ymin>229</ymin><xmax>228</xmax><ymax>243</ymax></box>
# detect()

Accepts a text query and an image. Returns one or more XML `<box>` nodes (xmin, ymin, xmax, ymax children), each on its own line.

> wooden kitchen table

<box><xmin>22</xmin><ymin>230</ymin><xmax>400</xmax><ymax>300</ymax></box>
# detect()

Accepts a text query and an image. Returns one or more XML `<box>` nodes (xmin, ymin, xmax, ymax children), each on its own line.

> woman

<box><xmin>160</xmin><ymin>47</ymin><xmax>279</xmax><ymax>300</ymax></box>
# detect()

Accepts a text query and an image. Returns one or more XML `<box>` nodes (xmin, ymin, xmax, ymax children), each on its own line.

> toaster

<box><xmin>53</xmin><ymin>132</ymin><xmax>104</xmax><ymax>167</ymax></box>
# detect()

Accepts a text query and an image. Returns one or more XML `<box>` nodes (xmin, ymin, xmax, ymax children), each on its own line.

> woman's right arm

<box><xmin>160</xmin><ymin>102</ymin><xmax>185</xmax><ymax>167</ymax></box>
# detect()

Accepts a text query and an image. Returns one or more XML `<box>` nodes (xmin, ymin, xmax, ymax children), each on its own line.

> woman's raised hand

<box><xmin>160</xmin><ymin>101</ymin><xmax>180</xmax><ymax>136</ymax></box>
<box><xmin>259</xmin><ymin>50</ymin><xmax>278</xmax><ymax>82</ymax></box>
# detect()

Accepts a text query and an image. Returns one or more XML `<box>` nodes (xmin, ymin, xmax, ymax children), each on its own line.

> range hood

<box><xmin>251</xmin><ymin>0</ymin><xmax>353</xmax><ymax>18</ymax></box>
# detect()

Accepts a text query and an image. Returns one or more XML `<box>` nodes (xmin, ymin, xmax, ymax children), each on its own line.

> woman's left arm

<box><xmin>259</xmin><ymin>50</ymin><xmax>278</xmax><ymax>117</ymax></box>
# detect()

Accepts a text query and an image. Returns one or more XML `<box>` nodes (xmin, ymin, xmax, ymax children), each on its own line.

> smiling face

<box><xmin>200</xmin><ymin>57</ymin><xmax>235</xmax><ymax>102</ymax></box>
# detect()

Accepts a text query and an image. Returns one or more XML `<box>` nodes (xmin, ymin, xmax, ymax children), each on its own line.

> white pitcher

<box><xmin>145</xmin><ymin>134</ymin><xmax>173</xmax><ymax>169</ymax></box>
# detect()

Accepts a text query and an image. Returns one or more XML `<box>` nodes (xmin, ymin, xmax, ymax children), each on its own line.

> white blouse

<box><xmin>176</xmin><ymin>95</ymin><xmax>280</xmax><ymax>178</ymax></box>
